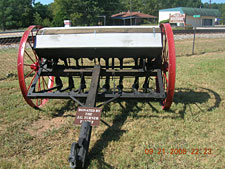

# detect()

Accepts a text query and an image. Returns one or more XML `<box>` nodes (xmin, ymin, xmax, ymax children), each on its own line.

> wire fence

<box><xmin>174</xmin><ymin>33</ymin><xmax>225</xmax><ymax>56</ymax></box>
<box><xmin>0</xmin><ymin>33</ymin><xmax>23</xmax><ymax>80</ymax></box>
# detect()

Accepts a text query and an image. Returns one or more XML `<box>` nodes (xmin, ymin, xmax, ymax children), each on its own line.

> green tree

<box><xmin>96</xmin><ymin>0</ymin><xmax>121</xmax><ymax>24</ymax></box>
<box><xmin>97</xmin><ymin>0</ymin><xmax>121</xmax><ymax>16</ymax></box>
<box><xmin>33</xmin><ymin>2</ymin><xmax>53</xmax><ymax>26</ymax></box>
<box><xmin>119</xmin><ymin>0</ymin><xmax>202</xmax><ymax>16</ymax></box>
<box><xmin>42</xmin><ymin>18</ymin><xmax>52</xmax><ymax>27</ymax></box>
<box><xmin>0</xmin><ymin>0</ymin><xmax>33</xmax><ymax>29</ymax></box>
<box><xmin>0</xmin><ymin>0</ymin><xmax>7</xmax><ymax>30</ymax></box>
<box><xmin>220</xmin><ymin>3</ymin><xmax>225</xmax><ymax>24</ymax></box>
<box><xmin>33</xmin><ymin>12</ymin><xmax>42</xmax><ymax>25</ymax></box>
<box><xmin>33</xmin><ymin>2</ymin><xmax>52</xmax><ymax>20</ymax></box>
<box><xmin>184</xmin><ymin>0</ymin><xmax>201</xmax><ymax>8</ymax></box>
<box><xmin>141</xmin><ymin>0</ymin><xmax>161</xmax><ymax>16</ymax></box>
<box><xmin>51</xmin><ymin>0</ymin><xmax>102</xmax><ymax>26</ymax></box>
<box><xmin>202</xmin><ymin>2</ymin><xmax>221</xmax><ymax>9</ymax></box>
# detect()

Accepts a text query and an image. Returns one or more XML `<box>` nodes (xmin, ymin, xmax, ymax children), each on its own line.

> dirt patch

<box><xmin>26</xmin><ymin>117</ymin><xmax>66</xmax><ymax>137</ymax></box>
<box><xmin>189</xmin><ymin>50</ymin><xmax>225</xmax><ymax>58</ymax></box>
<box><xmin>0</xmin><ymin>124</ymin><xmax>7</xmax><ymax>134</ymax></box>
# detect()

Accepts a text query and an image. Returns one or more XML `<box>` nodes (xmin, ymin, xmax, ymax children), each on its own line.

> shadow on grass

<box><xmin>0</xmin><ymin>73</ymin><xmax>17</xmax><ymax>81</ymax></box>
<box><xmin>172</xmin><ymin>87</ymin><xmax>221</xmax><ymax>119</ymax></box>
<box><xmin>86</xmin><ymin>87</ymin><xmax>221</xmax><ymax>168</ymax></box>
<box><xmin>50</xmin><ymin>87</ymin><xmax>221</xmax><ymax>168</ymax></box>
<box><xmin>50</xmin><ymin>100</ymin><xmax>77</xmax><ymax>118</ymax></box>
<box><xmin>86</xmin><ymin>101</ymin><xmax>137</xmax><ymax>169</ymax></box>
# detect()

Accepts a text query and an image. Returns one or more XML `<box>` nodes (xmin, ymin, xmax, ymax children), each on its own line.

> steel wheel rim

<box><xmin>17</xmin><ymin>25</ymin><xmax>54</xmax><ymax>109</ymax></box>
<box><xmin>160</xmin><ymin>23</ymin><xmax>176</xmax><ymax>110</ymax></box>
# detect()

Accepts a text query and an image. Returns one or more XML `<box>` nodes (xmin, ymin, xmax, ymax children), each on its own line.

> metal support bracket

<box><xmin>85</xmin><ymin>65</ymin><xmax>101</xmax><ymax>107</ymax></box>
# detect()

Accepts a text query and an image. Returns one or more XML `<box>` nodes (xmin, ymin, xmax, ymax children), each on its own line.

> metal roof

<box><xmin>159</xmin><ymin>7</ymin><xmax>221</xmax><ymax>17</ymax></box>
<box><xmin>111</xmin><ymin>11</ymin><xmax>157</xmax><ymax>20</ymax></box>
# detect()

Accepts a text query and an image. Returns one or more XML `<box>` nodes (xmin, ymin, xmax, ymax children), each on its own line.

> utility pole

<box><xmin>209</xmin><ymin>0</ymin><xmax>211</xmax><ymax>8</ymax></box>
<box><xmin>130</xmin><ymin>0</ymin><xmax>132</xmax><ymax>25</ymax></box>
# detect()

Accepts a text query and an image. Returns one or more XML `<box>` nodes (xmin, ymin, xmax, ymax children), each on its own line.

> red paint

<box><xmin>17</xmin><ymin>25</ymin><xmax>55</xmax><ymax>109</ymax></box>
<box><xmin>160</xmin><ymin>23</ymin><xmax>176</xmax><ymax>110</ymax></box>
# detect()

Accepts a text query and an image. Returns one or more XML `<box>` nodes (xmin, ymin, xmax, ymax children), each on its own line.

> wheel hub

<box><xmin>30</xmin><ymin>62</ymin><xmax>39</xmax><ymax>71</ymax></box>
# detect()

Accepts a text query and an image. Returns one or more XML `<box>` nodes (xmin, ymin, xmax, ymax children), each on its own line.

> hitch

<box><xmin>69</xmin><ymin>121</ymin><xmax>92</xmax><ymax>169</ymax></box>
<box><xmin>69</xmin><ymin>65</ymin><xmax>100</xmax><ymax>169</ymax></box>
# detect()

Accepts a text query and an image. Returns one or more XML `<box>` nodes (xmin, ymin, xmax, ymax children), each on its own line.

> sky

<box><xmin>35</xmin><ymin>0</ymin><xmax>54</xmax><ymax>5</ymax></box>
<box><xmin>36</xmin><ymin>0</ymin><xmax>225</xmax><ymax>5</ymax></box>
<box><xmin>201</xmin><ymin>0</ymin><xmax>225</xmax><ymax>3</ymax></box>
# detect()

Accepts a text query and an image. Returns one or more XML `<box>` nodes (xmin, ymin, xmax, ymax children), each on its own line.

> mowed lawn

<box><xmin>0</xmin><ymin>37</ymin><xmax>225</xmax><ymax>169</ymax></box>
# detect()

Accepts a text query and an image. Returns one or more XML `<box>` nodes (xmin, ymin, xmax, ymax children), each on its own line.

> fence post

<box><xmin>192</xmin><ymin>27</ymin><xmax>196</xmax><ymax>55</ymax></box>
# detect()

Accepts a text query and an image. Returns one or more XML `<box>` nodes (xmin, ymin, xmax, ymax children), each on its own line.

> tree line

<box><xmin>0</xmin><ymin>0</ymin><xmax>225</xmax><ymax>30</ymax></box>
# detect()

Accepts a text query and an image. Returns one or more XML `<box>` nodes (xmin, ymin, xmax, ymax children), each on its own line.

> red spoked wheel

<box><xmin>160</xmin><ymin>23</ymin><xmax>176</xmax><ymax>110</ymax></box>
<box><xmin>17</xmin><ymin>25</ymin><xmax>54</xmax><ymax>109</ymax></box>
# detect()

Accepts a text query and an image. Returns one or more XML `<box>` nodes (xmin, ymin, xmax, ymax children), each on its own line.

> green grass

<box><xmin>175</xmin><ymin>38</ymin><xmax>225</xmax><ymax>57</ymax></box>
<box><xmin>0</xmin><ymin>38</ymin><xmax>225</xmax><ymax>168</ymax></box>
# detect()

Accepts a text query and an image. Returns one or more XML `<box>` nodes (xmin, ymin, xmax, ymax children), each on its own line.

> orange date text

<box><xmin>145</xmin><ymin>148</ymin><xmax>212</xmax><ymax>155</ymax></box>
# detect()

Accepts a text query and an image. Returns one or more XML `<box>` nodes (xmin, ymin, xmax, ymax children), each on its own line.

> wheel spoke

<box><xmin>164</xmin><ymin>36</ymin><xmax>167</xmax><ymax>45</ymax></box>
<box><xmin>28</xmin><ymin>40</ymin><xmax>38</xmax><ymax>60</ymax></box>
<box><xmin>163</xmin><ymin>77</ymin><xmax>166</xmax><ymax>89</ymax></box>
<box><xmin>163</xmin><ymin>72</ymin><xmax>168</xmax><ymax>83</ymax></box>
<box><xmin>25</xmin><ymin>50</ymin><xmax>35</xmax><ymax>64</ymax></box>
<box><xmin>24</xmin><ymin>64</ymin><xmax>33</xmax><ymax>67</ymax></box>
<box><xmin>24</xmin><ymin>70</ymin><xmax>34</xmax><ymax>79</ymax></box>
<box><xmin>31</xmin><ymin>31</ymin><xmax>35</xmax><ymax>43</ymax></box>
<box><xmin>28</xmin><ymin>40</ymin><xmax>33</xmax><ymax>49</ymax></box>
<box><xmin>166</xmin><ymin>50</ymin><xmax>169</xmax><ymax>62</ymax></box>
